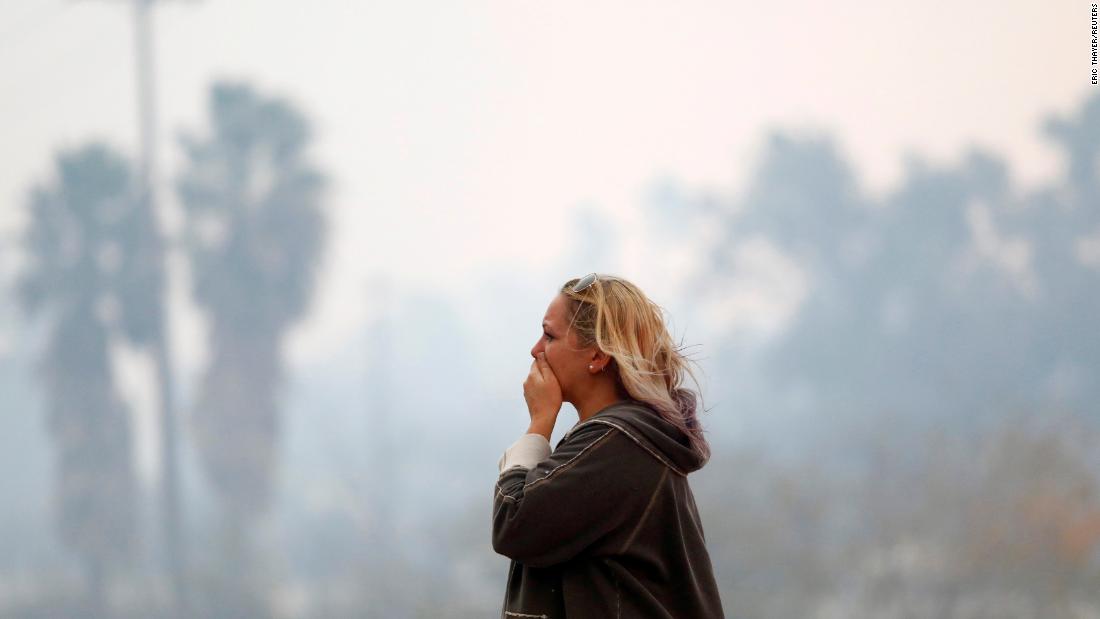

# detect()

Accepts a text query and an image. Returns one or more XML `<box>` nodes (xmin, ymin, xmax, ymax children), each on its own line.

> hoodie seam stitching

<box><xmin>582</xmin><ymin>419</ymin><xmax>688</xmax><ymax>476</ymax></box>
<box><xmin>558</xmin><ymin>403</ymin><xmax>649</xmax><ymax>443</ymax></box>
<box><xmin>520</xmin><ymin>428</ymin><xmax>617</xmax><ymax>494</ymax></box>
<box><xmin>494</xmin><ymin>428</ymin><xmax>614</xmax><ymax>503</ymax></box>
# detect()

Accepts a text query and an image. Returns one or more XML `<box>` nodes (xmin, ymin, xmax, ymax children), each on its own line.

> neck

<box><xmin>574</xmin><ymin>380</ymin><xmax>630</xmax><ymax>423</ymax></box>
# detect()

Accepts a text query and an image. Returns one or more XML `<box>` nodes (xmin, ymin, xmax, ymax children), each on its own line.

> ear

<box><xmin>589</xmin><ymin>349</ymin><xmax>613</xmax><ymax>371</ymax></box>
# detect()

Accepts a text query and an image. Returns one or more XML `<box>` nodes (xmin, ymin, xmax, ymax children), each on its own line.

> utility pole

<box><xmin>127</xmin><ymin>0</ymin><xmax>186</xmax><ymax>613</ymax></box>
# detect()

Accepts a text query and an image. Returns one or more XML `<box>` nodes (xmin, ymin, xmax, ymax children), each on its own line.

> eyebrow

<box><xmin>542</xmin><ymin>321</ymin><xmax>552</xmax><ymax>331</ymax></box>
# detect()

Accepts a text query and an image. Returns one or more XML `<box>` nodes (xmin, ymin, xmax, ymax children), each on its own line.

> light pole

<box><xmin>130</xmin><ymin>0</ymin><xmax>186</xmax><ymax>612</ymax></box>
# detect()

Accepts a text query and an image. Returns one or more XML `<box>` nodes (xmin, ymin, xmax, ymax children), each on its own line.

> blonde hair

<box><xmin>560</xmin><ymin>274</ymin><xmax>711</xmax><ymax>464</ymax></box>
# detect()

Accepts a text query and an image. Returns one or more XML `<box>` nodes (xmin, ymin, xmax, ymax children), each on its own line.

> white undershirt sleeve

<box><xmin>498</xmin><ymin>433</ymin><xmax>552</xmax><ymax>473</ymax></box>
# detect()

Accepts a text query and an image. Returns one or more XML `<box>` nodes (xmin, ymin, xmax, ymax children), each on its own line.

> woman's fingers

<box><xmin>535</xmin><ymin>352</ymin><xmax>551</xmax><ymax>377</ymax></box>
<box><xmin>524</xmin><ymin>353</ymin><xmax>563</xmax><ymax>422</ymax></box>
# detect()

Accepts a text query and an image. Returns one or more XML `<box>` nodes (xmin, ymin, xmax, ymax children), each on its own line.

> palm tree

<box><xmin>176</xmin><ymin>80</ymin><xmax>327</xmax><ymax>615</ymax></box>
<box><xmin>17</xmin><ymin>143</ymin><xmax>142</xmax><ymax>617</ymax></box>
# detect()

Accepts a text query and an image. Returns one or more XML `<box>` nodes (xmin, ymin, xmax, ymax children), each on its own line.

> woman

<box><xmin>493</xmin><ymin>273</ymin><xmax>725</xmax><ymax>618</ymax></box>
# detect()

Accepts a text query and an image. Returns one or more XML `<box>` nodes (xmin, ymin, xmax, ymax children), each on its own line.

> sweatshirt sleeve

<box><xmin>492</xmin><ymin>421</ymin><xmax>664</xmax><ymax>568</ymax></box>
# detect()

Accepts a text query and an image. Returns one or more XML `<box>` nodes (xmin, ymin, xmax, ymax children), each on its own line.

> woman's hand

<box><xmin>524</xmin><ymin>352</ymin><xmax>562</xmax><ymax>439</ymax></box>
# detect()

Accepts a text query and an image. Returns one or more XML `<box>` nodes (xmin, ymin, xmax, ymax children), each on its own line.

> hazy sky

<box><xmin>0</xmin><ymin>0</ymin><xmax>1091</xmax><ymax>374</ymax></box>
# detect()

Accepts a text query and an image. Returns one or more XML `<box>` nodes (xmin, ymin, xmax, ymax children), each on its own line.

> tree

<box><xmin>16</xmin><ymin>144</ymin><xmax>143</xmax><ymax>617</ymax></box>
<box><xmin>176</xmin><ymin>80</ymin><xmax>327</xmax><ymax>616</ymax></box>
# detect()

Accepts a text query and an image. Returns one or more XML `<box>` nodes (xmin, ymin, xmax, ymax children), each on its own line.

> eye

<box><xmin>543</xmin><ymin>331</ymin><xmax>553</xmax><ymax>341</ymax></box>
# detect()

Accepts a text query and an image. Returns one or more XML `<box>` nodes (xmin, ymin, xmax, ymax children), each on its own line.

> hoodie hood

<box><xmin>560</xmin><ymin>399</ymin><xmax>707</xmax><ymax>475</ymax></box>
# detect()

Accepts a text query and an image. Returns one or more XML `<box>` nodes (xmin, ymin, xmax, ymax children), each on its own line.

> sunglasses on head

<box><xmin>572</xmin><ymin>272</ymin><xmax>599</xmax><ymax>293</ymax></box>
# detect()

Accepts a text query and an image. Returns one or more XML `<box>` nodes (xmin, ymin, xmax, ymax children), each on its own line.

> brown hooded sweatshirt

<box><xmin>492</xmin><ymin>399</ymin><xmax>726</xmax><ymax>618</ymax></box>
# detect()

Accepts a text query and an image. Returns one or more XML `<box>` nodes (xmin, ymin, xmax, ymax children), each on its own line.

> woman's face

<box><xmin>530</xmin><ymin>293</ymin><xmax>592</xmax><ymax>403</ymax></box>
